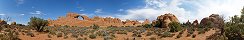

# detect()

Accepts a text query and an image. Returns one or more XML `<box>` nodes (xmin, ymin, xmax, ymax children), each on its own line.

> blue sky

<box><xmin>0</xmin><ymin>0</ymin><xmax>244</xmax><ymax>24</ymax></box>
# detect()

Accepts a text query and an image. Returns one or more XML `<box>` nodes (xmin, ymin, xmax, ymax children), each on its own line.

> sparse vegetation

<box><xmin>169</xmin><ymin>22</ymin><xmax>182</xmax><ymax>32</ymax></box>
<box><xmin>89</xmin><ymin>34</ymin><xmax>97</xmax><ymax>39</ymax></box>
<box><xmin>28</xmin><ymin>17</ymin><xmax>48</xmax><ymax>32</ymax></box>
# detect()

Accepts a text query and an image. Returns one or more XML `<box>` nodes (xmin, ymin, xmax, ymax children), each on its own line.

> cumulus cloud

<box><xmin>30</xmin><ymin>11</ymin><xmax>46</xmax><ymax>15</ymax></box>
<box><xmin>0</xmin><ymin>14</ymin><xmax>5</xmax><ymax>16</ymax></box>
<box><xmin>20</xmin><ymin>14</ymin><xmax>25</xmax><ymax>15</ymax></box>
<box><xmin>16</xmin><ymin>0</ymin><xmax>24</xmax><ymax>5</ymax></box>
<box><xmin>118</xmin><ymin>9</ymin><xmax>124</xmax><ymax>12</ymax></box>
<box><xmin>94</xmin><ymin>9</ymin><xmax>103</xmax><ymax>13</ymax></box>
<box><xmin>118</xmin><ymin>0</ymin><xmax>244</xmax><ymax>22</ymax></box>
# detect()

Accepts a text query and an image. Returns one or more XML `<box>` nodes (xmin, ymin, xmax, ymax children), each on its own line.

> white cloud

<box><xmin>0</xmin><ymin>14</ymin><xmax>5</xmax><ymax>16</ymax></box>
<box><xmin>30</xmin><ymin>11</ymin><xmax>46</xmax><ymax>15</ymax></box>
<box><xmin>94</xmin><ymin>9</ymin><xmax>103</xmax><ymax>13</ymax></box>
<box><xmin>118</xmin><ymin>9</ymin><xmax>124</xmax><ymax>11</ymax></box>
<box><xmin>118</xmin><ymin>0</ymin><xmax>244</xmax><ymax>22</ymax></box>
<box><xmin>16</xmin><ymin>0</ymin><xmax>24</xmax><ymax>5</ymax></box>
<box><xmin>30</xmin><ymin>11</ymin><xmax>41</xmax><ymax>14</ymax></box>
<box><xmin>20</xmin><ymin>14</ymin><xmax>25</xmax><ymax>15</ymax></box>
<box><xmin>80</xmin><ymin>9</ymin><xmax>84</xmax><ymax>11</ymax></box>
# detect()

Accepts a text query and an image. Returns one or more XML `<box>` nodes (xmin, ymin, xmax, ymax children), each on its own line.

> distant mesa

<box><xmin>48</xmin><ymin>12</ymin><xmax>147</xmax><ymax>27</ymax></box>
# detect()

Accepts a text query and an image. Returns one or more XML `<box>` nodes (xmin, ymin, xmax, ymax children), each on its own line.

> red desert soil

<box><xmin>18</xmin><ymin>29</ymin><xmax>217</xmax><ymax>40</ymax></box>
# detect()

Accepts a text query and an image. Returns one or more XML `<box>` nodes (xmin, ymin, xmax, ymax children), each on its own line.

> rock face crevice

<box><xmin>48</xmin><ymin>12</ymin><xmax>143</xmax><ymax>27</ymax></box>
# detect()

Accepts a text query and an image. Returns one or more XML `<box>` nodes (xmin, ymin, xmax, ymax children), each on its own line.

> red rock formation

<box><xmin>154</xmin><ymin>13</ymin><xmax>179</xmax><ymax>28</ymax></box>
<box><xmin>192</xmin><ymin>20</ymin><xmax>199</xmax><ymax>27</ymax></box>
<box><xmin>123</xmin><ymin>20</ymin><xmax>141</xmax><ymax>26</ymax></box>
<box><xmin>200</xmin><ymin>14</ymin><xmax>224</xmax><ymax>27</ymax></box>
<box><xmin>48</xmin><ymin>12</ymin><xmax>142</xmax><ymax>27</ymax></box>
<box><xmin>0</xmin><ymin>20</ymin><xmax>7</xmax><ymax>25</ymax></box>
<box><xmin>142</xmin><ymin>19</ymin><xmax>150</xmax><ymax>24</ymax></box>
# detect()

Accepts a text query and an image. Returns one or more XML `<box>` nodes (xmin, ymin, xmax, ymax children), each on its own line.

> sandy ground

<box><xmin>18</xmin><ymin>29</ymin><xmax>216</xmax><ymax>40</ymax></box>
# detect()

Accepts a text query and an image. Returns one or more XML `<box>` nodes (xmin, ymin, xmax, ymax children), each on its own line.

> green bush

<box><xmin>28</xmin><ymin>17</ymin><xmax>48</xmax><ymax>32</ymax></box>
<box><xmin>192</xmin><ymin>34</ymin><xmax>196</xmax><ymax>38</ymax></box>
<box><xmin>143</xmin><ymin>24</ymin><xmax>152</xmax><ymax>28</ymax></box>
<box><xmin>27</xmin><ymin>32</ymin><xmax>35</xmax><ymax>37</ymax></box>
<box><xmin>57</xmin><ymin>33</ymin><xmax>63</xmax><ymax>37</ymax></box>
<box><xmin>117</xmin><ymin>31</ymin><xmax>127</xmax><ymax>35</ymax></box>
<box><xmin>77</xmin><ymin>38</ymin><xmax>83</xmax><ymax>40</ymax></box>
<box><xmin>91</xmin><ymin>24</ymin><xmax>99</xmax><ymax>29</ymax></box>
<box><xmin>89</xmin><ymin>34</ymin><xmax>97</xmax><ymax>39</ymax></box>
<box><xmin>169</xmin><ymin>22</ymin><xmax>182</xmax><ymax>32</ymax></box>
<box><xmin>149</xmin><ymin>37</ymin><xmax>156</xmax><ymax>40</ymax></box>
<box><xmin>176</xmin><ymin>34</ymin><xmax>182</xmax><ymax>38</ymax></box>
<box><xmin>161</xmin><ymin>32</ymin><xmax>173</xmax><ymax>37</ymax></box>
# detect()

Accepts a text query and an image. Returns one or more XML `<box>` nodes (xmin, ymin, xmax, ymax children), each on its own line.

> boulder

<box><xmin>200</xmin><ymin>14</ymin><xmax>224</xmax><ymax>27</ymax></box>
<box><xmin>11</xmin><ymin>22</ymin><xmax>17</xmax><ymax>25</ymax></box>
<box><xmin>154</xmin><ymin>13</ymin><xmax>179</xmax><ymax>28</ymax></box>
<box><xmin>0</xmin><ymin>20</ymin><xmax>7</xmax><ymax>25</ymax></box>
<box><xmin>192</xmin><ymin>20</ymin><xmax>199</xmax><ymax>27</ymax></box>
<box><xmin>142</xmin><ymin>19</ymin><xmax>150</xmax><ymax>24</ymax></box>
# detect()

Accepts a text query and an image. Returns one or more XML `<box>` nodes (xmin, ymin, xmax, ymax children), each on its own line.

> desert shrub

<box><xmin>137</xmin><ymin>34</ymin><xmax>142</xmax><ymax>37</ymax></box>
<box><xmin>28</xmin><ymin>17</ymin><xmax>48</xmax><ymax>32</ymax></box>
<box><xmin>206</xmin><ymin>33</ymin><xmax>226</xmax><ymax>40</ymax></box>
<box><xmin>179</xmin><ymin>30</ymin><xmax>184</xmax><ymax>34</ymax></box>
<box><xmin>0</xmin><ymin>30</ymin><xmax>20</xmax><ymax>40</ymax></box>
<box><xmin>132</xmin><ymin>33</ymin><xmax>137</xmax><ymax>37</ymax></box>
<box><xmin>111</xmin><ymin>34</ymin><xmax>116</xmax><ymax>38</ymax></box>
<box><xmin>77</xmin><ymin>38</ymin><xmax>83</xmax><ymax>40</ymax></box>
<box><xmin>146</xmin><ymin>32</ymin><xmax>153</xmax><ymax>36</ymax></box>
<box><xmin>176</xmin><ymin>34</ymin><xmax>182</xmax><ymax>38</ymax></box>
<box><xmin>27</xmin><ymin>32</ymin><xmax>35</xmax><ymax>37</ymax></box>
<box><xmin>104</xmin><ymin>36</ymin><xmax>113</xmax><ymax>40</ymax></box>
<box><xmin>89</xmin><ymin>34</ymin><xmax>97</xmax><ymax>39</ymax></box>
<box><xmin>198</xmin><ymin>28</ymin><xmax>206</xmax><ymax>34</ymax></box>
<box><xmin>192</xmin><ymin>34</ymin><xmax>196</xmax><ymax>38</ymax></box>
<box><xmin>161</xmin><ymin>32</ymin><xmax>173</xmax><ymax>37</ymax></box>
<box><xmin>143</xmin><ymin>24</ymin><xmax>152</xmax><ymax>28</ymax></box>
<box><xmin>91</xmin><ymin>24</ymin><xmax>99</xmax><ymax>29</ymax></box>
<box><xmin>71</xmin><ymin>34</ymin><xmax>78</xmax><ymax>38</ymax></box>
<box><xmin>48</xmin><ymin>34</ymin><xmax>52</xmax><ymax>38</ymax></box>
<box><xmin>186</xmin><ymin>33</ymin><xmax>191</xmax><ymax>37</ymax></box>
<box><xmin>149</xmin><ymin>37</ymin><xmax>156</xmax><ymax>40</ymax></box>
<box><xmin>48</xmin><ymin>30</ymin><xmax>56</xmax><ymax>35</ymax></box>
<box><xmin>117</xmin><ymin>31</ymin><xmax>127</xmax><ymax>35</ymax></box>
<box><xmin>169</xmin><ymin>22</ymin><xmax>182</xmax><ymax>32</ymax></box>
<box><xmin>188</xmin><ymin>29</ymin><xmax>194</xmax><ymax>34</ymax></box>
<box><xmin>225</xmin><ymin>24</ymin><xmax>244</xmax><ymax>40</ymax></box>
<box><xmin>64</xmin><ymin>35</ymin><xmax>68</xmax><ymax>39</ymax></box>
<box><xmin>57</xmin><ymin>33</ymin><xmax>63</xmax><ymax>37</ymax></box>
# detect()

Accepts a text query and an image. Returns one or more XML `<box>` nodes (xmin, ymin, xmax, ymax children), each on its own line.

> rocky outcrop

<box><xmin>200</xmin><ymin>14</ymin><xmax>224</xmax><ymax>27</ymax></box>
<box><xmin>192</xmin><ymin>20</ymin><xmax>199</xmax><ymax>27</ymax></box>
<box><xmin>153</xmin><ymin>13</ymin><xmax>179</xmax><ymax>28</ymax></box>
<box><xmin>142</xmin><ymin>19</ymin><xmax>150</xmax><ymax>24</ymax></box>
<box><xmin>80</xmin><ymin>15</ymin><xmax>90</xmax><ymax>20</ymax></box>
<box><xmin>48</xmin><ymin>12</ymin><xmax>142</xmax><ymax>27</ymax></box>
<box><xmin>11</xmin><ymin>22</ymin><xmax>17</xmax><ymax>25</ymax></box>
<box><xmin>0</xmin><ymin>20</ymin><xmax>7</xmax><ymax>25</ymax></box>
<box><xmin>122</xmin><ymin>20</ymin><xmax>141</xmax><ymax>26</ymax></box>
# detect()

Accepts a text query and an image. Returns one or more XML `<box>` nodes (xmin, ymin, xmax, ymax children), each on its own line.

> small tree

<box><xmin>169</xmin><ymin>22</ymin><xmax>182</xmax><ymax>32</ymax></box>
<box><xmin>28</xmin><ymin>17</ymin><xmax>48</xmax><ymax>32</ymax></box>
<box><xmin>143</xmin><ymin>24</ymin><xmax>152</xmax><ymax>28</ymax></box>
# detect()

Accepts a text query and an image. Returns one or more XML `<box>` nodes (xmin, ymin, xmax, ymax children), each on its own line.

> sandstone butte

<box><xmin>48</xmin><ymin>12</ymin><xmax>150</xmax><ymax>27</ymax></box>
<box><xmin>152</xmin><ymin>13</ymin><xmax>180</xmax><ymax>28</ymax></box>
<box><xmin>48</xmin><ymin>12</ymin><xmax>182</xmax><ymax>27</ymax></box>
